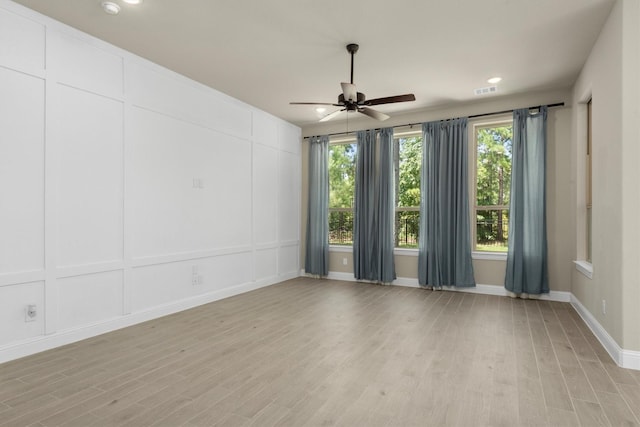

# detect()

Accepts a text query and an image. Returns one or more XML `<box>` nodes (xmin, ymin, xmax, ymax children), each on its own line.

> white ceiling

<box><xmin>12</xmin><ymin>0</ymin><xmax>614</xmax><ymax>128</ymax></box>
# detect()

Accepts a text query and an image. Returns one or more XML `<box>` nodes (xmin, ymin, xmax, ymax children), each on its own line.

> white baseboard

<box><xmin>0</xmin><ymin>278</ymin><xmax>280</xmax><ymax>365</ymax></box>
<box><xmin>621</xmin><ymin>349</ymin><xmax>640</xmax><ymax>371</ymax></box>
<box><xmin>570</xmin><ymin>294</ymin><xmax>621</xmax><ymax>365</ymax></box>
<box><xmin>570</xmin><ymin>294</ymin><xmax>640</xmax><ymax>370</ymax></box>
<box><xmin>315</xmin><ymin>270</ymin><xmax>571</xmax><ymax>303</ymax></box>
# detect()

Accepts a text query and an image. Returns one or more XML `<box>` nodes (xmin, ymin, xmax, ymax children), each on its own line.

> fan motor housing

<box><xmin>338</xmin><ymin>92</ymin><xmax>366</xmax><ymax>108</ymax></box>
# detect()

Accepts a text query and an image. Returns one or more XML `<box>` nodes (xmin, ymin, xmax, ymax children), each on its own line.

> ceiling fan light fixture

<box><xmin>315</xmin><ymin>107</ymin><xmax>326</xmax><ymax>113</ymax></box>
<box><xmin>290</xmin><ymin>43</ymin><xmax>415</xmax><ymax>123</ymax></box>
<box><xmin>122</xmin><ymin>0</ymin><xmax>143</xmax><ymax>4</ymax></box>
<box><xmin>487</xmin><ymin>76</ymin><xmax>502</xmax><ymax>84</ymax></box>
<box><xmin>101</xmin><ymin>1</ymin><xmax>121</xmax><ymax>14</ymax></box>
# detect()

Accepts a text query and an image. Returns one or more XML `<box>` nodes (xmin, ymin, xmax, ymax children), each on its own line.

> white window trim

<box><xmin>330</xmin><ymin>246</ymin><xmax>421</xmax><ymax>257</ymax></box>
<box><xmin>472</xmin><ymin>251</ymin><xmax>507</xmax><ymax>261</ymax></box>
<box><xmin>470</xmin><ymin>115</ymin><xmax>513</xmax><ymax>255</ymax></box>
<box><xmin>331</xmin><ymin>245</ymin><xmax>507</xmax><ymax>262</ymax></box>
<box><xmin>574</xmin><ymin>260</ymin><xmax>593</xmax><ymax>279</ymax></box>
<box><xmin>394</xmin><ymin>248</ymin><xmax>418</xmax><ymax>257</ymax></box>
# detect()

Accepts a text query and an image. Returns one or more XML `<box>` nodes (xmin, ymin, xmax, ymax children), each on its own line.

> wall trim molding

<box><xmin>0</xmin><ymin>277</ymin><xmax>278</xmax><ymax>364</ymax></box>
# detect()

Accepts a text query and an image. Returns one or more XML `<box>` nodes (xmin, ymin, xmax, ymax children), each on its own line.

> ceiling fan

<box><xmin>290</xmin><ymin>43</ymin><xmax>416</xmax><ymax>122</ymax></box>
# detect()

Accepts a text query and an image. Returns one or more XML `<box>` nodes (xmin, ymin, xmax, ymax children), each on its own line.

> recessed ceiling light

<box><xmin>122</xmin><ymin>0</ymin><xmax>143</xmax><ymax>4</ymax></box>
<box><xmin>316</xmin><ymin>107</ymin><xmax>326</xmax><ymax>113</ymax></box>
<box><xmin>101</xmin><ymin>1</ymin><xmax>120</xmax><ymax>14</ymax></box>
<box><xmin>487</xmin><ymin>77</ymin><xmax>502</xmax><ymax>84</ymax></box>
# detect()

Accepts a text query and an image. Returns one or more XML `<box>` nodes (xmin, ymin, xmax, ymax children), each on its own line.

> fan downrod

<box><xmin>346</xmin><ymin>43</ymin><xmax>359</xmax><ymax>84</ymax></box>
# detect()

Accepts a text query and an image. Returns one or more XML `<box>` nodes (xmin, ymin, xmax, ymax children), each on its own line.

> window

<box><xmin>328</xmin><ymin>134</ymin><xmax>422</xmax><ymax>249</ymax></box>
<box><xmin>586</xmin><ymin>99</ymin><xmax>592</xmax><ymax>262</ymax></box>
<box><xmin>473</xmin><ymin>122</ymin><xmax>513</xmax><ymax>252</ymax></box>
<box><xmin>328</xmin><ymin>141</ymin><xmax>357</xmax><ymax>245</ymax></box>
<box><xmin>394</xmin><ymin>133</ymin><xmax>421</xmax><ymax>248</ymax></box>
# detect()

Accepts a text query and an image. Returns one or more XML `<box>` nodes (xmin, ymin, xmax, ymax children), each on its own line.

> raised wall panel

<box><xmin>255</xmin><ymin>248</ymin><xmax>278</xmax><ymax>281</ymax></box>
<box><xmin>199</xmin><ymin>252</ymin><xmax>252</xmax><ymax>293</ymax></box>
<box><xmin>278</xmin><ymin>151</ymin><xmax>301</xmax><ymax>243</ymax></box>
<box><xmin>253</xmin><ymin>144</ymin><xmax>278</xmax><ymax>245</ymax></box>
<box><xmin>0</xmin><ymin>7</ymin><xmax>44</xmax><ymax>75</ymax></box>
<box><xmin>278</xmin><ymin>245</ymin><xmax>299</xmax><ymax>276</ymax></box>
<box><xmin>131</xmin><ymin>107</ymin><xmax>251</xmax><ymax>258</ymax></box>
<box><xmin>57</xmin><ymin>86</ymin><xmax>124</xmax><ymax>267</ymax></box>
<box><xmin>128</xmin><ymin>63</ymin><xmax>252</xmax><ymax>139</ymax></box>
<box><xmin>132</xmin><ymin>252</ymin><xmax>252</xmax><ymax>312</ymax></box>
<box><xmin>0</xmin><ymin>68</ymin><xmax>44</xmax><ymax>275</ymax></box>
<box><xmin>0</xmin><ymin>282</ymin><xmax>44</xmax><ymax>345</ymax></box>
<box><xmin>50</xmin><ymin>31</ymin><xmax>123</xmax><ymax>97</ymax></box>
<box><xmin>131</xmin><ymin>263</ymin><xmax>191</xmax><ymax>312</ymax></box>
<box><xmin>252</xmin><ymin>113</ymin><xmax>278</xmax><ymax>148</ymax></box>
<box><xmin>57</xmin><ymin>271</ymin><xmax>123</xmax><ymax>331</ymax></box>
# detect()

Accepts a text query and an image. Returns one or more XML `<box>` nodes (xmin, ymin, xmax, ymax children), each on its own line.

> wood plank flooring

<box><xmin>1</xmin><ymin>277</ymin><xmax>639</xmax><ymax>426</ymax></box>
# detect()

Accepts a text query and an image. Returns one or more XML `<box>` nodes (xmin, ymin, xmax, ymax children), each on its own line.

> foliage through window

<box><xmin>474</xmin><ymin>123</ymin><xmax>513</xmax><ymax>252</ymax></box>
<box><xmin>328</xmin><ymin>142</ymin><xmax>356</xmax><ymax>245</ymax></box>
<box><xmin>395</xmin><ymin>134</ymin><xmax>421</xmax><ymax>248</ymax></box>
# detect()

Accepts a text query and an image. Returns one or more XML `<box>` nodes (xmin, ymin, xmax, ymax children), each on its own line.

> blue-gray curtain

<box><xmin>353</xmin><ymin>128</ymin><xmax>396</xmax><ymax>283</ymax></box>
<box><xmin>418</xmin><ymin>118</ymin><xmax>475</xmax><ymax>288</ymax></box>
<box><xmin>505</xmin><ymin>107</ymin><xmax>549</xmax><ymax>294</ymax></box>
<box><xmin>305</xmin><ymin>135</ymin><xmax>329</xmax><ymax>276</ymax></box>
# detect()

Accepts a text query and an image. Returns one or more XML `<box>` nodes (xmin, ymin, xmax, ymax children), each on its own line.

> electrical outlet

<box><xmin>343</xmin><ymin>258</ymin><xmax>348</xmax><ymax>266</ymax></box>
<box><xmin>25</xmin><ymin>304</ymin><xmax>37</xmax><ymax>322</ymax></box>
<box><xmin>602</xmin><ymin>299</ymin><xmax>606</xmax><ymax>315</ymax></box>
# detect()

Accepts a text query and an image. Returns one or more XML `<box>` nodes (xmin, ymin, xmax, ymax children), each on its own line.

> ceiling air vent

<box><xmin>474</xmin><ymin>86</ymin><xmax>497</xmax><ymax>96</ymax></box>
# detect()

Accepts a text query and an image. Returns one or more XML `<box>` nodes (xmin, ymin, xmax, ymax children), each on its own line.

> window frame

<box><xmin>393</xmin><ymin>130</ymin><xmax>422</xmax><ymax>250</ymax></box>
<box><xmin>470</xmin><ymin>116</ymin><xmax>513</xmax><ymax>256</ymax></box>
<box><xmin>586</xmin><ymin>98</ymin><xmax>592</xmax><ymax>263</ymax></box>
<box><xmin>327</xmin><ymin>131</ymin><xmax>423</xmax><ymax>250</ymax></box>
<box><xmin>328</xmin><ymin>137</ymin><xmax>357</xmax><ymax>247</ymax></box>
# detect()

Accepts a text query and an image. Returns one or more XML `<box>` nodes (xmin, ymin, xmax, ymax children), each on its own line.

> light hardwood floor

<box><xmin>1</xmin><ymin>277</ymin><xmax>639</xmax><ymax>426</ymax></box>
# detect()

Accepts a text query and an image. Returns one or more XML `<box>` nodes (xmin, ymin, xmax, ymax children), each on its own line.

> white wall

<box><xmin>0</xmin><ymin>1</ymin><xmax>301</xmax><ymax>363</ymax></box>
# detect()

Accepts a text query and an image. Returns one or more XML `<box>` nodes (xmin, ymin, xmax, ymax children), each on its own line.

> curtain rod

<box><xmin>303</xmin><ymin>102</ymin><xmax>565</xmax><ymax>139</ymax></box>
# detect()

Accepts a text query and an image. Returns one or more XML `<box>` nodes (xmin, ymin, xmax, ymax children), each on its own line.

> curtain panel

<box><xmin>353</xmin><ymin>128</ymin><xmax>396</xmax><ymax>283</ymax></box>
<box><xmin>304</xmin><ymin>135</ymin><xmax>330</xmax><ymax>276</ymax></box>
<box><xmin>418</xmin><ymin>118</ymin><xmax>475</xmax><ymax>288</ymax></box>
<box><xmin>505</xmin><ymin>107</ymin><xmax>549</xmax><ymax>294</ymax></box>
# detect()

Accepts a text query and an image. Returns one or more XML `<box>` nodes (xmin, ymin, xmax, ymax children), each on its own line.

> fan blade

<box><xmin>359</xmin><ymin>107</ymin><xmax>389</xmax><ymax>121</ymax></box>
<box><xmin>290</xmin><ymin>102</ymin><xmax>338</xmax><ymax>106</ymax></box>
<box><xmin>341</xmin><ymin>82</ymin><xmax>357</xmax><ymax>102</ymax></box>
<box><xmin>364</xmin><ymin>94</ymin><xmax>416</xmax><ymax>106</ymax></box>
<box><xmin>319</xmin><ymin>109</ymin><xmax>345</xmax><ymax>122</ymax></box>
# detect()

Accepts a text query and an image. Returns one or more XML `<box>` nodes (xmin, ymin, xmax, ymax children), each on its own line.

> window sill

<box><xmin>574</xmin><ymin>260</ymin><xmax>593</xmax><ymax>279</ymax></box>
<box><xmin>472</xmin><ymin>251</ymin><xmax>507</xmax><ymax>261</ymax></box>
<box><xmin>329</xmin><ymin>245</ymin><xmax>352</xmax><ymax>253</ymax></box>
<box><xmin>330</xmin><ymin>246</ymin><xmax>507</xmax><ymax>261</ymax></box>
<box><xmin>395</xmin><ymin>248</ymin><xmax>418</xmax><ymax>257</ymax></box>
<box><xmin>329</xmin><ymin>246</ymin><xmax>419</xmax><ymax>256</ymax></box>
